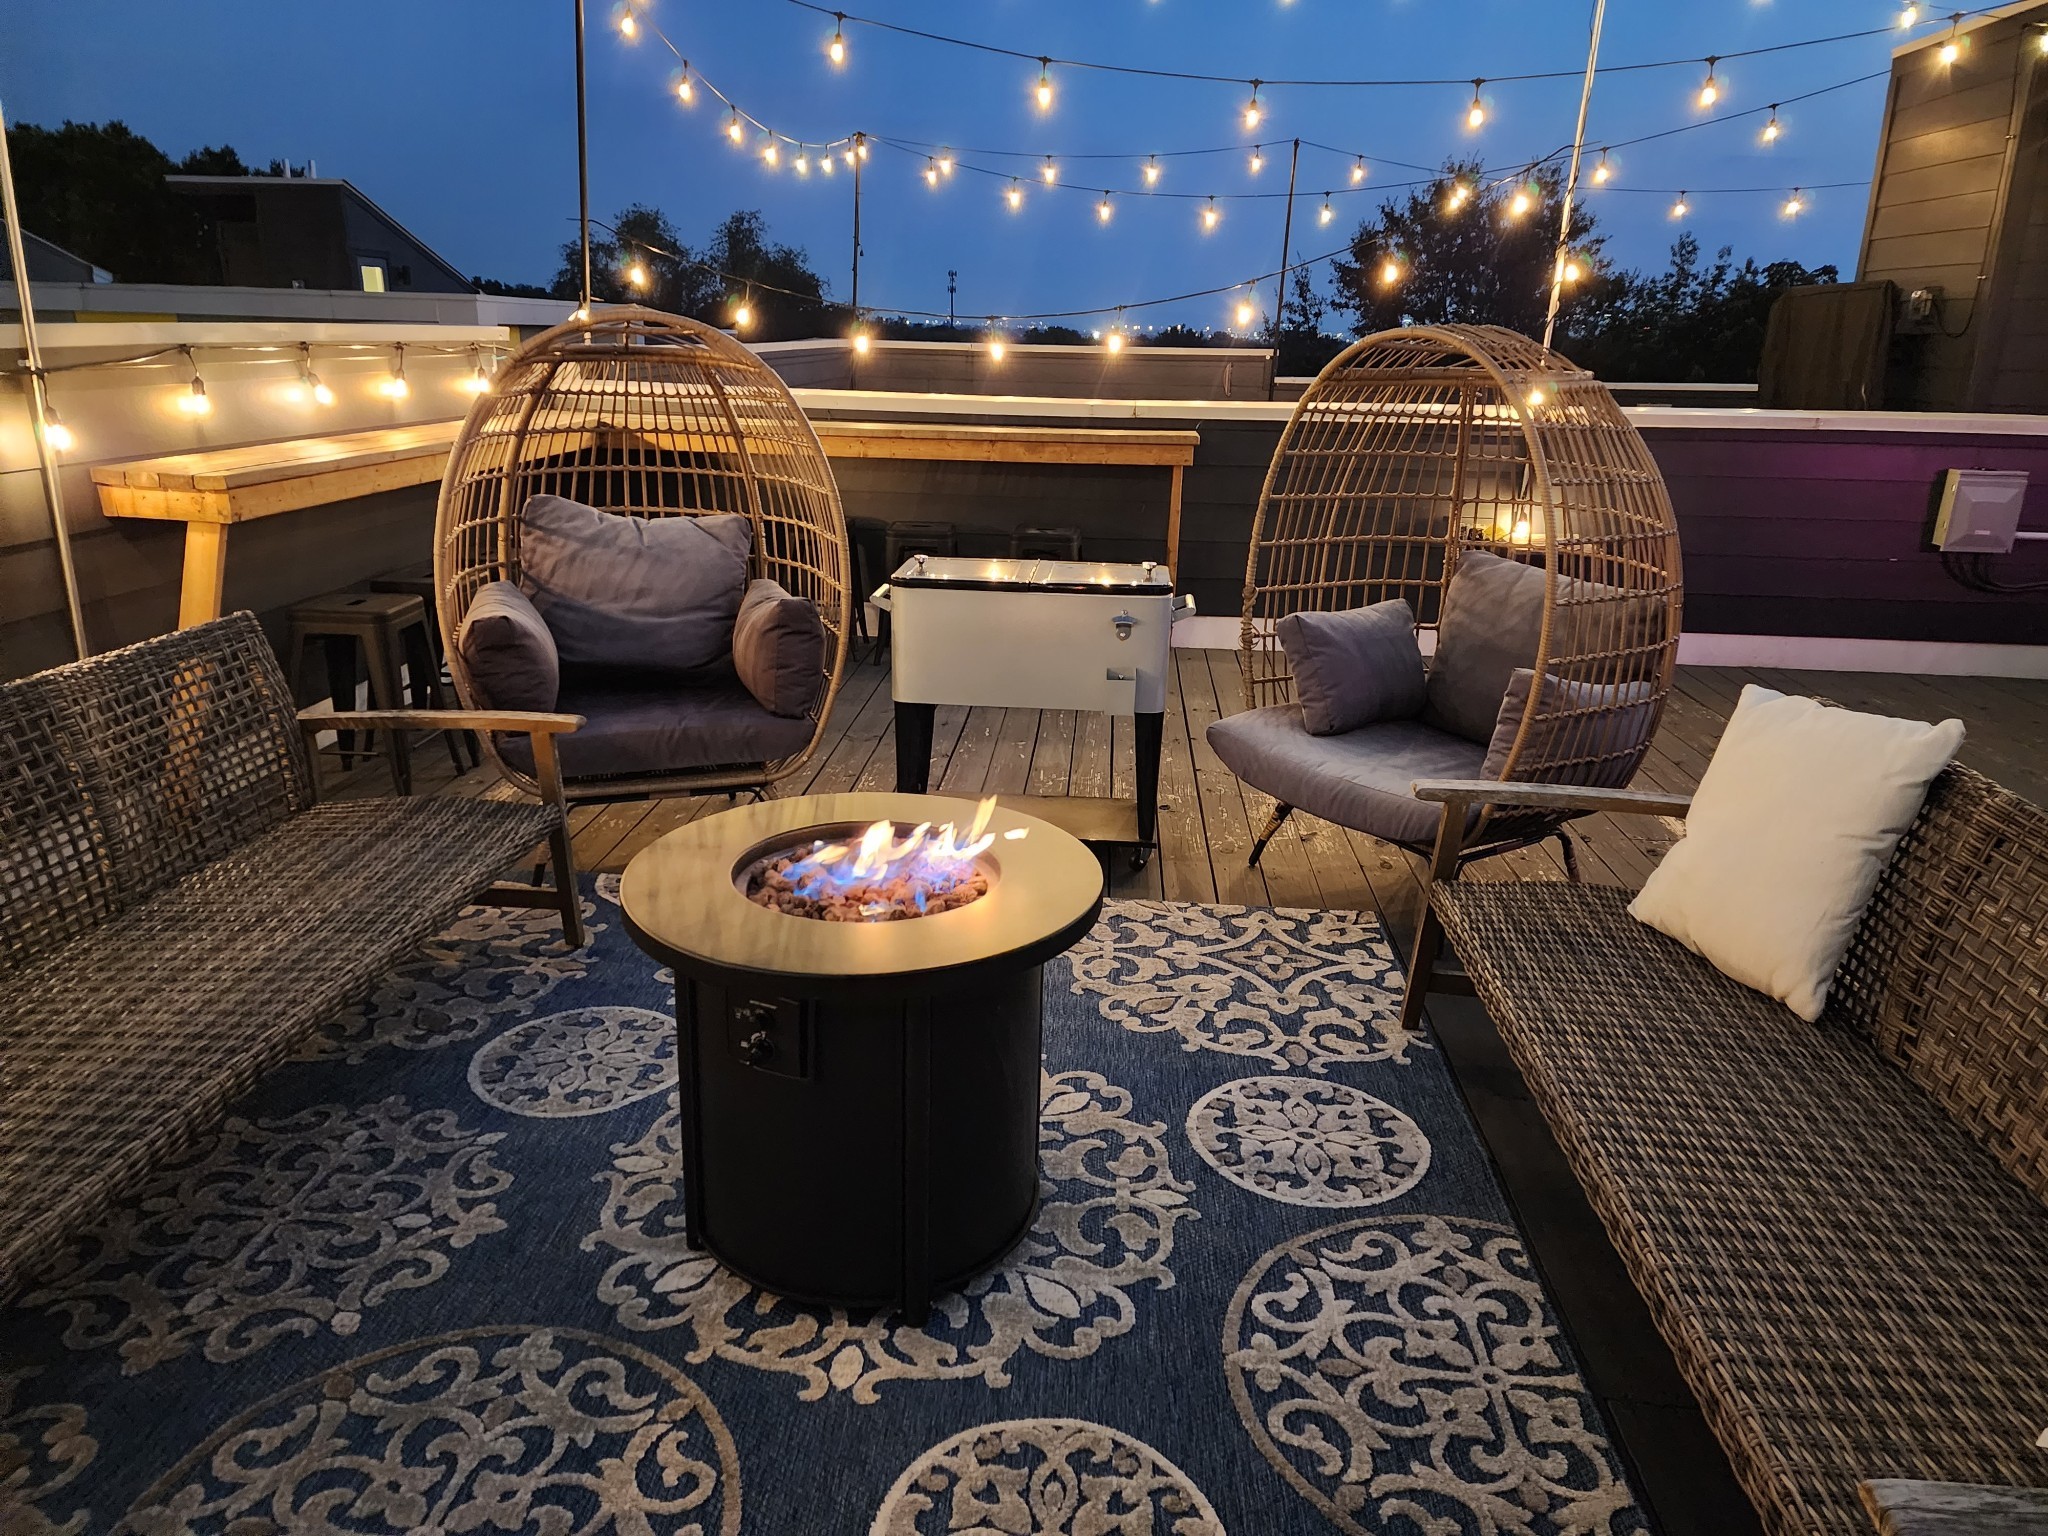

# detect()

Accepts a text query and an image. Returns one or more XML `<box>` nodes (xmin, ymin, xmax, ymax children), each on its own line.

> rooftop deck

<box><xmin>335</xmin><ymin>651</ymin><xmax>2048</xmax><ymax>1536</ymax></box>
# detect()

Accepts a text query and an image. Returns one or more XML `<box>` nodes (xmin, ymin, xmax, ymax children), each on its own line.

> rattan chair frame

<box><xmin>435</xmin><ymin>306</ymin><xmax>852</xmax><ymax>802</ymax></box>
<box><xmin>1239</xmin><ymin>323</ymin><xmax>1683</xmax><ymax>854</ymax></box>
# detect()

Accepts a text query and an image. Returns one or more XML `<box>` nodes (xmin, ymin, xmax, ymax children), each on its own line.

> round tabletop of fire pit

<box><xmin>618</xmin><ymin>793</ymin><xmax>1106</xmax><ymax>1001</ymax></box>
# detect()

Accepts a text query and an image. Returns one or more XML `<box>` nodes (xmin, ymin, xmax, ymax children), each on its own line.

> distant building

<box><xmin>0</xmin><ymin>228</ymin><xmax>111</xmax><ymax>285</ymax></box>
<box><xmin>164</xmin><ymin>174</ymin><xmax>471</xmax><ymax>294</ymax></box>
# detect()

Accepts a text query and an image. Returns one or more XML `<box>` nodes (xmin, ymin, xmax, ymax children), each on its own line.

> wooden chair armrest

<box><xmin>297</xmin><ymin>707</ymin><xmax>585</xmax><ymax>737</ymax></box>
<box><xmin>1410</xmin><ymin>778</ymin><xmax>1694</xmax><ymax>820</ymax></box>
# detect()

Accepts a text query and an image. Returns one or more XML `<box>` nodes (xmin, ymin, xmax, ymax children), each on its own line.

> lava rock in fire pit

<box><xmin>747</xmin><ymin>854</ymin><xmax>989</xmax><ymax>921</ymax></box>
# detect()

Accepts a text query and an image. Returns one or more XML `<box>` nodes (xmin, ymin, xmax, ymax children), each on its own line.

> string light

<box><xmin>574</xmin><ymin>306</ymin><xmax>590</xmax><ymax>322</ymax></box>
<box><xmin>761</xmin><ymin>139</ymin><xmax>780</xmax><ymax>167</ymax></box>
<box><xmin>2036</xmin><ymin>23</ymin><xmax>2048</xmax><ymax>54</ymax></box>
<box><xmin>1507</xmin><ymin>186</ymin><xmax>1533</xmax><ymax>219</ymax></box>
<box><xmin>924</xmin><ymin>159</ymin><xmax>940</xmax><ymax>187</ymax></box>
<box><xmin>1526</xmin><ymin>387</ymin><xmax>1548</xmax><ymax>409</ymax></box>
<box><xmin>293</xmin><ymin>342</ymin><xmax>333</xmax><ymax>406</ymax></box>
<box><xmin>1762</xmin><ymin>107</ymin><xmax>1782</xmax><ymax>143</ymax></box>
<box><xmin>1248</xmin><ymin>146</ymin><xmax>1265</xmax><ymax>174</ymax></box>
<box><xmin>1446</xmin><ymin>181</ymin><xmax>1471</xmax><ymax>213</ymax></box>
<box><xmin>827</xmin><ymin>12</ymin><xmax>847</xmax><ymax>65</ymax></box>
<box><xmin>1782</xmin><ymin>188</ymin><xmax>1806</xmax><ymax>217</ymax></box>
<box><xmin>626</xmin><ymin>258</ymin><xmax>650</xmax><ymax>289</ymax></box>
<box><xmin>42</xmin><ymin>405</ymin><xmax>74</xmax><ymax>453</ymax></box>
<box><xmin>856</xmin><ymin>138</ymin><xmax>867</xmax><ymax>159</ymax></box>
<box><xmin>1466</xmin><ymin>79</ymin><xmax>1487</xmax><ymax>130</ymax></box>
<box><xmin>459</xmin><ymin>346</ymin><xmax>493</xmax><ymax>396</ymax></box>
<box><xmin>795</xmin><ymin>151</ymin><xmax>809</xmax><ymax>176</ymax></box>
<box><xmin>1592</xmin><ymin>150</ymin><xmax>1612</xmax><ymax>184</ymax></box>
<box><xmin>820</xmin><ymin>153</ymin><xmax>835</xmax><ymax>177</ymax></box>
<box><xmin>843</xmin><ymin>146</ymin><xmax>857</xmax><ymax>166</ymax></box>
<box><xmin>1670</xmin><ymin>191</ymin><xmax>1691</xmax><ymax>219</ymax></box>
<box><xmin>378</xmin><ymin>345</ymin><xmax>409</xmax><ymax>400</ymax></box>
<box><xmin>1006</xmin><ymin>178</ymin><xmax>1024</xmax><ymax>210</ymax></box>
<box><xmin>676</xmin><ymin>67</ymin><xmax>694</xmax><ymax>105</ymax></box>
<box><xmin>936</xmin><ymin>149</ymin><xmax>954</xmax><ymax>176</ymax></box>
<box><xmin>726</xmin><ymin>110</ymin><xmax>744</xmax><ymax>145</ymax></box>
<box><xmin>1201</xmin><ymin>196</ymin><xmax>1219</xmax><ymax>231</ymax></box>
<box><xmin>1698</xmin><ymin>57</ymin><xmax>1721</xmax><ymax>109</ymax></box>
<box><xmin>1034</xmin><ymin>57</ymin><xmax>1053</xmax><ymax>112</ymax></box>
<box><xmin>1040</xmin><ymin>155</ymin><xmax>1058</xmax><ymax>185</ymax></box>
<box><xmin>1105</xmin><ymin>310</ymin><xmax>1126</xmax><ymax>354</ymax></box>
<box><xmin>1143</xmin><ymin>155</ymin><xmax>1162</xmax><ymax>187</ymax></box>
<box><xmin>617</xmin><ymin>6</ymin><xmax>637</xmax><ymax>40</ymax></box>
<box><xmin>1937</xmin><ymin>16</ymin><xmax>1962</xmax><ymax>63</ymax></box>
<box><xmin>733</xmin><ymin>298</ymin><xmax>754</xmax><ymax>329</ymax></box>
<box><xmin>987</xmin><ymin>329</ymin><xmax>1006</xmax><ymax>362</ymax></box>
<box><xmin>1097</xmin><ymin>192</ymin><xmax>1114</xmax><ymax>223</ymax></box>
<box><xmin>852</xmin><ymin>325</ymin><xmax>871</xmax><ymax>354</ymax></box>
<box><xmin>1899</xmin><ymin>3</ymin><xmax>1921</xmax><ymax>25</ymax></box>
<box><xmin>1243</xmin><ymin>82</ymin><xmax>1263</xmax><ymax>130</ymax></box>
<box><xmin>176</xmin><ymin>347</ymin><xmax>211</xmax><ymax>416</ymax></box>
<box><xmin>1234</xmin><ymin>296</ymin><xmax>1257</xmax><ymax>328</ymax></box>
<box><xmin>1350</xmin><ymin>160</ymin><xmax>1367</xmax><ymax>185</ymax></box>
<box><xmin>1561</xmin><ymin>256</ymin><xmax>1585</xmax><ymax>283</ymax></box>
<box><xmin>1318</xmin><ymin>195</ymin><xmax>1334</xmax><ymax>225</ymax></box>
<box><xmin>1379</xmin><ymin>255</ymin><xmax>1404</xmax><ymax>286</ymax></box>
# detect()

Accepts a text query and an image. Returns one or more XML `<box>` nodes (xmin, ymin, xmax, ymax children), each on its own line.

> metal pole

<box><xmin>1543</xmin><ymin>0</ymin><xmax>1607</xmax><ymax>353</ymax></box>
<box><xmin>0</xmin><ymin>96</ymin><xmax>88</xmax><ymax>659</ymax></box>
<box><xmin>1267</xmin><ymin>138</ymin><xmax>1299</xmax><ymax>402</ymax></box>
<box><xmin>574</xmin><ymin>0</ymin><xmax>592</xmax><ymax>309</ymax></box>
<box><xmin>850</xmin><ymin>133</ymin><xmax>864</xmax><ymax>314</ymax></box>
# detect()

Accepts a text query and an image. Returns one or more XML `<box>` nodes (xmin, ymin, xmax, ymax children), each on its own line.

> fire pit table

<box><xmin>618</xmin><ymin>792</ymin><xmax>1104</xmax><ymax>1322</ymax></box>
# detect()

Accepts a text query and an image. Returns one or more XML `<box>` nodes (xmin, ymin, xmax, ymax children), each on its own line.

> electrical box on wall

<box><xmin>1897</xmin><ymin>286</ymin><xmax>1944</xmax><ymax>335</ymax></box>
<box><xmin>1932</xmin><ymin>468</ymin><xmax>2031</xmax><ymax>553</ymax></box>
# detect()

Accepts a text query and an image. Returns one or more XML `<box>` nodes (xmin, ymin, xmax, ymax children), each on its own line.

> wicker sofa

<box><xmin>0</xmin><ymin>612</ymin><xmax>585</xmax><ymax>1303</ymax></box>
<box><xmin>1407</xmin><ymin>768</ymin><xmax>2048</xmax><ymax>1536</ymax></box>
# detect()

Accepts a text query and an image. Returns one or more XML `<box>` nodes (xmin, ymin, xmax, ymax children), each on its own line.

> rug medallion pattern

<box><xmin>0</xmin><ymin>891</ymin><xmax>1646</xmax><ymax>1535</ymax></box>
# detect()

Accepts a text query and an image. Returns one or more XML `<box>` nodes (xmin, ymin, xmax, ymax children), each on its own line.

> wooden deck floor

<box><xmin>340</xmin><ymin>651</ymin><xmax>2048</xmax><ymax>1536</ymax></box>
<box><xmin>369</xmin><ymin>649</ymin><xmax>2048</xmax><ymax>966</ymax></box>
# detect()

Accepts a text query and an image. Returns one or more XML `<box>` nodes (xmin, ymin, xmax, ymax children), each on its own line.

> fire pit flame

<box><xmin>748</xmin><ymin>797</ymin><xmax>1014</xmax><ymax>921</ymax></box>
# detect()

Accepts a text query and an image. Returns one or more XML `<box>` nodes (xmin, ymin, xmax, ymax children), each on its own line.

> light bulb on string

<box><xmin>820</xmin><ymin>152</ymin><xmax>835</xmax><ymax>177</ymax></box>
<box><xmin>1318</xmin><ymin>195</ymin><xmax>1334</xmax><ymax>225</ymax></box>
<box><xmin>1034</xmin><ymin>58</ymin><xmax>1053</xmax><ymax>112</ymax></box>
<box><xmin>1234</xmin><ymin>296</ymin><xmax>1256</xmax><ymax>329</ymax></box>
<box><xmin>1783</xmin><ymin>188</ymin><xmax>1806</xmax><ymax>218</ymax></box>
<box><xmin>726</xmin><ymin>110</ymin><xmax>744</xmax><ymax>145</ymax></box>
<box><xmin>1591</xmin><ymin>150</ymin><xmax>1612</xmax><ymax>184</ymax></box>
<box><xmin>732</xmin><ymin>298</ymin><xmax>753</xmax><ymax>330</ymax></box>
<box><xmin>297</xmin><ymin>342</ymin><xmax>333</xmax><ymax>406</ymax></box>
<box><xmin>843</xmin><ymin>147</ymin><xmax>857</xmax><ymax>167</ymax></box>
<box><xmin>1143</xmin><ymin>156</ymin><xmax>1161</xmax><ymax>187</ymax></box>
<box><xmin>1350</xmin><ymin>160</ymin><xmax>1367</xmax><ymax>185</ymax></box>
<box><xmin>987</xmin><ymin>326</ymin><xmax>1006</xmax><ymax>363</ymax></box>
<box><xmin>1446</xmin><ymin>181</ymin><xmax>1470</xmax><ymax>213</ymax></box>
<box><xmin>856</xmin><ymin>138</ymin><xmax>867</xmax><ymax>159</ymax></box>
<box><xmin>378</xmin><ymin>345</ymin><xmax>409</xmax><ymax>400</ymax></box>
<box><xmin>1762</xmin><ymin>108</ymin><xmax>1782</xmax><ymax>144</ymax></box>
<box><xmin>625</xmin><ymin>257</ymin><xmax>650</xmax><ymax>289</ymax></box>
<box><xmin>924</xmin><ymin>159</ymin><xmax>940</xmax><ymax>188</ymax></box>
<box><xmin>459</xmin><ymin>346</ymin><xmax>492</xmax><ymax>396</ymax></box>
<box><xmin>761</xmin><ymin>139</ymin><xmax>779</xmax><ymax>168</ymax></box>
<box><xmin>1467</xmin><ymin>79</ymin><xmax>1487</xmax><ymax>130</ymax></box>
<box><xmin>1561</xmin><ymin>255</ymin><xmax>1585</xmax><ymax>284</ymax></box>
<box><xmin>1937</xmin><ymin>17</ymin><xmax>1962</xmax><ymax>63</ymax></box>
<box><xmin>1005</xmin><ymin>179</ymin><xmax>1024</xmax><ymax>210</ymax></box>
<box><xmin>1379</xmin><ymin>255</ymin><xmax>1403</xmax><ymax>287</ymax></box>
<box><xmin>1507</xmin><ymin>186</ymin><xmax>1533</xmax><ymax>219</ymax></box>
<box><xmin>1899</xmin><ymin>3</ymin><xmax>1921</xmax><ymax>25</ymax></box>
<box><xmin>1526</xmin><ymin>387</ymin><xmax>1548</xmax><ymax>410</ymax></box>
<box><xmin>1698</xmin><ymin>58</ymin><xmax>1721</xmax><ymax>110</ymax></box>
<box><xmin>794</xmin><ymin>151</ymin><xmax>809</xmax><ymax>176</ymax></box>
<box><xmin>936</xmin><ymin>149</ymin><xmax>954</xmax><ymax>177</ymax></box>
<box><xmin>852</xmin><ymin>322</ymin><xmax>871</xmax><ymax>355</ymax></box>
<box><xmin>1200</xmin><ymin>196</ymin><xmax>1220</xmax><ymax>231</ymax></box>
<box><xmin>1243</xmin><ymin>82</ymin><xmax>1263</xmax><ymax>130</ymax></box>
<box><xmin>42</xmin><ymin>405</ymin><xmax>74</xmax><ymax>453</ymax></box>
<box><xmin>827</xmin><ymin>13</ymin><xmax>846</xmax><ymax>65</ymax></box>
<box><xmin>176</xmin><ymin>346</ymin><xmax>211</xmax><ymax>416</ymax></box>
<box><xmin>675</xmin><ymin>67</ymin><xmax>694</xmax><ymax>105</ymax></box>
<box><xmin>1105</xmin><ymin>311</ymin><xmax>1126</xmax><ymax>354</ymax></box>
<box><xmin>1097</xmin><ymin>192</ymin><xmax>1114</xmax><ymax>223</ymax></box>
<box><xmin>1041</xmin><ymin>156</ymin><xmax>1057</xmax><ymax>185</ymax></box>
<box><xmin>1670</xmin><ymin>191</ymin><xmax>1691</xmax><ymax>220</ymax></box>
<box><xmin>1248</xmin><ymin>146</ymin><xmax>1264</xmax><ymax>174</ymax></box>
<box><xmin>616</xmin><ymin>5</ymin><xmax>637</xmax><ymax>40</ymax></box>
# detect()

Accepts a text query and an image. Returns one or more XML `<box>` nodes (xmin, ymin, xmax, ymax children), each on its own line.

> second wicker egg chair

<box><xmin>436</xmin><ymin>307</ymin><xmax>851</xmax><ymax>803</ymax></box>
<box><xmin>1213</xmin><ymin>322</ymin><xmax>1683</xmax><ymax>870</ymax></box>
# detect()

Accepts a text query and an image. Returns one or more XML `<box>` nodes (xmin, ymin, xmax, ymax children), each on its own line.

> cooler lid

<box><xmin>889</xmin><ymin>555</ymin><xmax>1172</xmax><ymax>594</ymax></box>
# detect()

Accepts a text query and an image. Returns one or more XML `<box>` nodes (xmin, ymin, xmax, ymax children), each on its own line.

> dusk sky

<box><xmin>7</xmin><ymin>1</ymin><xmax>1912</xmax><ymax>328</ymax></box>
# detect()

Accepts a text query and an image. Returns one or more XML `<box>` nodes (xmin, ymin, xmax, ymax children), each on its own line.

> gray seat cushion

<box><xmin>1421</xmin><ymin>551</ymin><xmax>1549</xmax><ymax>743</ymax></box>
<box><xmin>1480</xmin><ymin>667</ymin><xmax>1659</xmax><ymax>785</ymax></box>
<box><xmin>457</xmin><ymin>580</ymin><xmax>559</xmax><ymax>713</ymax></box>
<box><xmin>1277</xmin><ymin>598</ymin><xmax>1426</xmax><ymax>736</ymax></box>
<box><xmin>518</xmin><ymin>495</ymin><xmax>752</xmax><ymax>673</ymax></box>
<box><xmin>501</xmin><ymin>669</ymin><xmax>815</xmax><ymax>780</ymax></box>
<box><xmin>732</xmin><ymin>579</ymin><xmax>826</xmax><ymax>718</ymax></box>
<box><xmin>1206</xmin><ymin>706</ymin><xmax>1484</xmax><ymax>847</ymax></box>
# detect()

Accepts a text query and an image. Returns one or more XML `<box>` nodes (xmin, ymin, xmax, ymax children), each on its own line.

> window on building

<box><xmin>359</xmin><ymin>261</ymin><xmax>387</xmax><ymax>293</ymax></box>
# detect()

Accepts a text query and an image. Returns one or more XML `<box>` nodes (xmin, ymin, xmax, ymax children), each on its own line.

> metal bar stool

<box><xmin>286</xmin><ymin>590</ymin><xmax>466</xmax><ymax>795</ymax></box>
<box><xmin>1010</xmin><ymin>526</ymin><xmax>1083</xmax><ymax>561</ymax></box>
<box><xmin>370</xmin><ymin>560</ymin><xmax>481</xmax><ymax>767</ymax></box>
<box><xmin>878</xmin><ymin>521</ymin><xmax>957</xmax><ymax>657</ymax></box>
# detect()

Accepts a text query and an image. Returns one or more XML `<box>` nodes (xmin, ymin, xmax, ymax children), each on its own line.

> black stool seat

<box><xmin>885</xmin><ymin>521</ymin><xmax>958</xmax><ymax>570</ymax></box>
<box><xmin>370</xmin><ymin>561</ymin><xmax>479</xmax><ymax>768</ymax></box>
<box><xmin>287</xmin><ymin>590</ymin><xmax>467</xmax><ymax>795</ymax></box>
<box><xmin>1011</xmin><ymin>526</ymin><xmax>1083</xmax><ymax>561</ymax></box>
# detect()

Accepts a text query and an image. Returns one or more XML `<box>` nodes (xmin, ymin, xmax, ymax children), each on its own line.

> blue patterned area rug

<box><xmin>0</xmin><ymin>880</ymin><xmax>1648</xmax><ymax>1536</ymax></box>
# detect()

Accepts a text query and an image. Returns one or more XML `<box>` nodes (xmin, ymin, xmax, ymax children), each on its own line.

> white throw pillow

<box><xmin>1628</xmin><ymin>685</ymin><xmax>1963</xmax><ymax>1022</ymax></box>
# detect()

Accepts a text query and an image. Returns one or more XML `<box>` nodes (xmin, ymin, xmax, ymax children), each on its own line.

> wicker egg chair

<box><xmin>1216</xmin><ymin>322</ymin><xmax>1682</xmax><ymax>870</ymax></box>
<box><xmin>435</xmin><ymin>306</ymin><xmax>851</xmax><ymax>802</ymax></box>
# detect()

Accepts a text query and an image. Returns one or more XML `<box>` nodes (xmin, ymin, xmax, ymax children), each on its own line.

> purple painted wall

<box><xmin>1645</xmin><ymin>428</ymin><xmax>2048</xmax><ymax>645</ymax></box>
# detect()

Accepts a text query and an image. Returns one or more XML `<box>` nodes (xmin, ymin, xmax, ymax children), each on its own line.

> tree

<box><xmin>1561</xmin><ymin>234</ymin><xmax>1838</xmax><ymax>382</ymax></box>
<box><xmin>552</xmin><ymin>207</ymin><xmax>833</xmax><ymax>340</ymax></box>
<box><xmin>1330</xmin><ymin>159</ymin><xmax>1603</xmax><ymax>338</ymax></box>
<box><xmin>1270</xmin><ymin>262</ymin><xmax>1347</xmax><ymax>376</ymax></box>
<box><xmin>473</xmin><ymin>275</ymin><xmax>551</xmax><ymax>298</ymax></box>
<box><xmin>7</xmin><ymin>120</ymin><xmax>217</xmax><ymax>282</ymax></box>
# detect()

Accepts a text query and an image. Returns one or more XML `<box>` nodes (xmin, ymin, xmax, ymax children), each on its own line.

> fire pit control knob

<box><xmin>738</xmin><ymin>1029</ymin><xmax>776</xmax><ymax>1065</ymax></box>
<box><xmin>734</xmin><ymin>1001</ymin><xmax>779</xmax><ymax>1065</ymax></box>
<box><xmin>1112</xmin><ymin>611</ymin><xmax>1136</xmax><ymax>641</ymax></box>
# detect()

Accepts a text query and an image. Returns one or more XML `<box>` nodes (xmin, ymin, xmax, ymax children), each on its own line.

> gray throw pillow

<box><xmin>518</xmin><ymin>493</ymin><xmax>752</xmax><ymax>673</ymax></box>
<box><xmin>1276</xmin><ymin>599</ymin><xmax>1426</xmax><ymax>736</ymax></box>
<box><xmin>457</xmin><ymin>580</ymin><xmax>559</xmax><ymax>713</ymax></box>
<box><xmin>1481</xmin><ymin>667</ymin><xmax>1659</xmax><ymax>786</ymax></box>
<box><xmin>732</xmin><ymin>579</ymin><xmax>826</xmax><ymax>718</ymax></box>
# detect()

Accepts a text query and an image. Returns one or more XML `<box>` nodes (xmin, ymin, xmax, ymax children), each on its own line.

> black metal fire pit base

<box><xmin>619</xmin><ymin>793</ymin><xmax>1105</xmax><ymax>1323</ymax></box>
